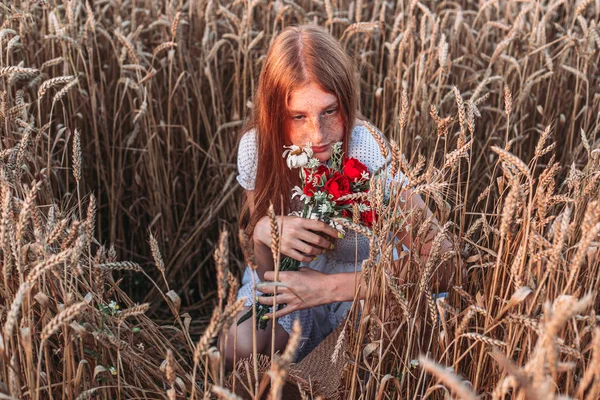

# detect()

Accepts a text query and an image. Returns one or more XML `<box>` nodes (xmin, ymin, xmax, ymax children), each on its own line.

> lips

<box><xmin>311</xmin><ymin>144</ymin><xmax>329</xmax><ymax>153</ymax></box>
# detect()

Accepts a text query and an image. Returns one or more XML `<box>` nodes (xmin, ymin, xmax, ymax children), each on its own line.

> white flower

<box><xmin>108</xmin><ymin>300</ymin><xmax>119</xmax><ymax>311</ymax></box>
<box><xmin>283</xmin><ymin>144</ymin><xmax>314</xmax><ymax>169</ymax></box>
<box><xmin>331</xmin><ymin>142</ymin><xmax>343</xmax><ymax>155</ymax></box>
<box><xmin>318</xmin><ymin>201</ymin><xmax>335</xmax><ymax>215</ymax></box>
<box><xmin>313</xmin><ymin>191</ymin><xmax>330</xmax><ymax>202</ymax></box>
<box><xmin>287</xmin><ymin>151</ymin><xmax>308</xmax><ymax>169</ymax></box>
<box><xmin>305</xmin><ymin>157</ymin><xmax>321</xmax><ymax>169</ymax></box>
<box><xmin>358</xmin><ymin>203</ymin><xmax>371</xmax><ymax>212</ymax></box>
<box><xmin>329</xmin><ymin>220</ymin><xmax>346</xmax><ymax>236</ymax></box>
<box><xmin>291</xmin><ymin>186</ymin><xmax>310</xmax><ymax>203</ymax></box>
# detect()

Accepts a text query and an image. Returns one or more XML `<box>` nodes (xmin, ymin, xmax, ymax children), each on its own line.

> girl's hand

<box><xmin>254</xmin><ymin>215</ymin><xmax>339</xmax><ymax>263</ymax></box>
<box><xmin>257</xmin><ymin>267</ymin><xmax>333</xmax><ymax>319</ymax></box>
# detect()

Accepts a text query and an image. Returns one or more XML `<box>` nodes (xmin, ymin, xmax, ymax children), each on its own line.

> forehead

<box><xmin>287</xmin><ymin>81</ymin><xmax>338</xmax><ymax>111</ymax></box>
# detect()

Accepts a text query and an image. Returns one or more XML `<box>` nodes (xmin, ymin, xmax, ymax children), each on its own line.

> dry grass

<box><xmin>1</xmin><ymin>0</ymin><xmax>600</xmax><ymax>399</ymax></box>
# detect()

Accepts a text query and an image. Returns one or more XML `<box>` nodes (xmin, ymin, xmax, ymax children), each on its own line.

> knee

<box><xmin>221</xmin><ymin>311</ymin><xmax>269</xmax><ymax>369</ymax></box>
<box><xmin>228</xmin><ymin>326</ymin><xmax>256</xmax><ymax>358</ymax></box>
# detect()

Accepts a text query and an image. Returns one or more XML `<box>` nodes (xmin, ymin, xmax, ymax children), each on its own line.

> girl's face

<box><xmin>285</xmin><ymin>81</ymin><xmax>344</xmax><ymax>162</ymax></box>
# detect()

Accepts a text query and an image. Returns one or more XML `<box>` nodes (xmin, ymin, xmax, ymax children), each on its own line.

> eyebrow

<box><xmin>288</xmin><ymin>101</ymin><xmax>339</xmax><ymax>115</ymax></box>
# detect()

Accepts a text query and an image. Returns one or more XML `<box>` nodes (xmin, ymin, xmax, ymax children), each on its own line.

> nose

<box><xmin>308</xmin><ymin>118</ymin><xmax>325</xmax><ymax>144</ymax></box>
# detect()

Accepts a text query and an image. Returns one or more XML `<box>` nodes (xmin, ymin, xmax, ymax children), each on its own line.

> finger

<box><xmin>265</xmin><ymin>305</ymin><xmax>295</xmax><ymax>320</ymax></box>
<box><xmin>257</xmin><ymin>294</ymin><xmax>289</xmax><ymax>305</ymax></box>
<box><xmin>297</xmin><ymin>230</ymin><xmax>332</xmax><ymax>250</ymax></box>
<box><xmin>286</xmin><ymin>249</ymin><xmax>314</xmax><ymax>263</ymax></box>
<box><xmin>264</xmin><ymin>271</ymin><xmax>273</xmax><ymax>281</ymax></box>
<box><xmin>258</xmin><ymin>285</ymin><xmax>274</xmax><ymax>294</ymax></box>
<box><xmin>302</xmin><ymin>219</ymin><xmax>340</xmax><ymax>239</ymax></box>
<box><xmin>257</xmin><ymin>281</ymin><xmax>289</xmax><ymax>294</ymax></box>
<box><xmin>292</xmin><ymin>239</ymin><xmax>325</xmax><ymax>256</ymax></box>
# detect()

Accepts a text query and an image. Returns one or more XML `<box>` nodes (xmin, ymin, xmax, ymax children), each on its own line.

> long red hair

<box><xmin>239</xmin><ymin>24</ymin><xmax>359</xmax><ymax>236</ymax></box>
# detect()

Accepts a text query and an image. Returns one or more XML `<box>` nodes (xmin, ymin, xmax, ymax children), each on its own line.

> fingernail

<box><xmin>338</xmin><ymin>232</ymin><xmax>345</xmax><ymax>239</ymax></box>
<box><xmin>255</xmin><ymin>296</ymin><xmax>259</xmax><ymax>302</ymax></box>
<box><xmin>330</xmin><ymin>243</ymin><xmax>335</xmax><ymax>250</ymax></box>
<box><xmin>261</xmin><ymin>315</ymin><xmax>269</xmax><ymax>320</ymax></box>
<box><xmin>313</xmin><ymin>256</ymin><xmax>319</xmax><ymax>261</ymax></box>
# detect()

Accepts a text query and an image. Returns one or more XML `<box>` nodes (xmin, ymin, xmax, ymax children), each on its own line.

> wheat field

<box><xmin>0</xmin><ymin>0</ymin><xmax>599</xmax><ymax>399</ymax></box>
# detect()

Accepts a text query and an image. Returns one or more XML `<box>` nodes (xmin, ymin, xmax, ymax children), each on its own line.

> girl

<box><xmin>222</xmin><ymin>24</ymin><xmax>455</xmax><ymax>369</ymax></box>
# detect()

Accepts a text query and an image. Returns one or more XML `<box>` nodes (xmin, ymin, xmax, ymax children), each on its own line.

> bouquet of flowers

<box><xmin>238</xmin><ymin>142</ymin><xmax>377</xmax><ymax>330</ymax></box>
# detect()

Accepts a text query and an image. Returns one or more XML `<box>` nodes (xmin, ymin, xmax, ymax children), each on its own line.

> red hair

<box><xmin>239</xmin><ymin>24</ymin><xmax>359</xmax><ymax>235</ymax></box>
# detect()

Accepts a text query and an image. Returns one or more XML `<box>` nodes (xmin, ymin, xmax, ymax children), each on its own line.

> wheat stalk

<box><xmin>226</xmin><ymin>270</ymin><xmax>239</xmax><ymax>306</ymax></box>
<box><xmin>85</xmin><ymin>193</ymin><xmax>96</xmax><ymax>244</ymax></box>
<box><xmin>270</xmin><ymin>319</ymin><xmax>302</xmax><ymax>398</ymax></box>
<box><xmin>238</xmin><ymin>229</ymin><xmax>258</xmax><ymax>270</ymax></box>
<box><xmin>60</xmin><ymin>219</ymin><xmax>82</xmax><ymax>251</ymax></box>
<box><xmin>165</xmin><ymin>348</ymin><xmax>176</xmax><ymax>386</ymax></box>
<box><xmin>148</xmin><ymin>231</ymin><xmax>165</xmax><ymax>274</ymax></box>
<box><xmin>51</xmin><ymin>76</ymin><xmax>78</xmax><ymax>106</ymax></box>
<box><xmin>96</xmin><ymin>261</ymin><xmax>143</xmax><ymax>272</ymax></box>
<box><xmin>41</xmin><ymin>302</ymin><xmax>87</xmax><ymax>341</ymax></box>
<box><xmin>194</xmin><ymin>298</ymin><xmax>245</xmax><ymax>363</ymax></box>
<box><xmin>152</xmin><ymin>41</ymin><xmax>178</xmax><ymax>59</ymax></box>
<box><xmin>332</xmin><ymin>217</ymin><xmax>374</xmax><ymax>237</ymax></box>
<box><xmin>40</xmin><ymin>56</ymin><xmax>65</xmax><ymax>70</ymax></box>
<box><xmin>37</xmin><ymin>76</ymin><xmax>74</xmax><ymax>99</ymax></box>
<box><xmin>419</xmin><ymin>356</ymin><xmax>477</xmax><ymax>400</ymax></box>
<box><xmin>363</xmin><ymin>121</ymin><xmax>389</xmax><ymax>160</ymax></box>
<box><xmin>117</xmin><ymin>303</ymin><xmax>150</xmax><ymax>323</ymax></box>
<box><xmin>0</xmin><ymin>66</ymin><xmax>38</xmax><ymax>78</ymax></box>
<box><xmin>215</xmin><ymin>230</ymin><xmax>228</xmax><ymax>306</ymax></box>
<box><xmin>114</xmin><ymin>29</ymin><xmax>140</xmax><ymax>64</ymax></box>
<box><xmin>194</xmin><ymin>309</ymin><xmax>221</xmax><ymax>364</ymax></box>
<box><xmin>26</xmin><ymin>248</ymin><xmax>75</xmax><ymax>284</ymax></box>
<box><xmin>46</xmin><ymin>218</ymin><xmax>69</xmax><ymax>246</ymax></box>
<box><xmin>212</xmin><ymin>385</ymin><xmax>243</xmax><ymax>400</ymax></box>
<box><xmin>3</xmin><ymin>283</ymin><xmax>29</xmax><ymax>341</ymax></box>
<box><xmin>268</xmin><ymin>203</ymin><xmax>280</xmax><ymax>264</ymax></box>
<box><xmin>462</xmin><ymin>333</ymin><xmax>507</xmax><ymax>347</ymax></box>
<box><xmin>72</xmin><ymin>128</ymin><xmax>82</xmax><ymax>183</ymax></box>
<box><xmin>171</xmin><ymin>11</ymin><xmax>181</xmax><ymax>39</ymax></box>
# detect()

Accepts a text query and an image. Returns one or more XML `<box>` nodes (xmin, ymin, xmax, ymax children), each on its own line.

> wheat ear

<box><xmin>41</xmin><ymin>302</ymin><xmax>87</xmax><ymax>341</ymax></box>
<box><xmin>418</xmin><ymin>356</ymin><xmax>477</xmax><ymax>400</ymax></box>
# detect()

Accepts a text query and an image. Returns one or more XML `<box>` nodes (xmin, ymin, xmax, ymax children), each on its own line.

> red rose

<box><xmin>314</xmin><ymin>165</ymin><xmax>330</xmax><ymax>181</ymax></box>
<box><xmin>303</xmin><ymin>165</ymin><xmax>330</xmax><ymax>196</ymax></box>
<box><xmin>304</xmin><ymin>179</ymin><xmax>316</xmax><ymax>196</ymax></box>
<box><xmin>361</xmin><ymin>208</ymin><xmax>377</xmax><ymax>227</ymax></box>
<box><xmin>324</xmin><ymin>172</ymin><xmax>352</xmax><ymax>203</ymax></box>
<box><xmin>343</xmin><ymin>157</ymin><xmax>369</xmax><ymax>182</ymax></box>
<box><xmin>360</xmin><ymin>201</ymin><xmax>377</xmax><ymax>227</ymax></box>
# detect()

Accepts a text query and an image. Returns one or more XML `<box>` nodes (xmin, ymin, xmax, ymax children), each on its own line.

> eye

<box><xmin>292</xmin><ymin>115</ymin><xmax>305</xmax><ymax>121</ymax></box>
<box><xmin>324</xmin><ymin>108</ymin><xmax>337</xmax><ymax>116</ymax></box>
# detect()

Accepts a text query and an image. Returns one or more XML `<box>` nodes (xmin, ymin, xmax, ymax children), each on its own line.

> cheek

<box><xmin>283</xmin><ymin>120</ymin><xmax>300</xmax><ymax>145</ymax></box>
<box><xmin>323</xmin><ymin>114</ymin><xmax>344</xmax><ymax>141</ymax></box>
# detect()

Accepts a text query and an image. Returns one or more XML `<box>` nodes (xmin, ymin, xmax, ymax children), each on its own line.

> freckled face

<box><xmin>285</xmin><ymin>81</ymin><xmax>345</xmax><ymax>162</ymax></box>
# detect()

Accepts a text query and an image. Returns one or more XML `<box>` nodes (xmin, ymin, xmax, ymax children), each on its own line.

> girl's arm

<box><xmin>327</xmin><ymin>188</ymin><xmax>455</xmax><ymax>303</ymax></box>
<box><xmin>245</xmin><ymin>190</ymin><xmax>275</xmax><ymax>281</ymax></box>
<box><xmin>246</xmin><ymin>190</ymin><xmax>338</xmax><ymax>282</ymax></box>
